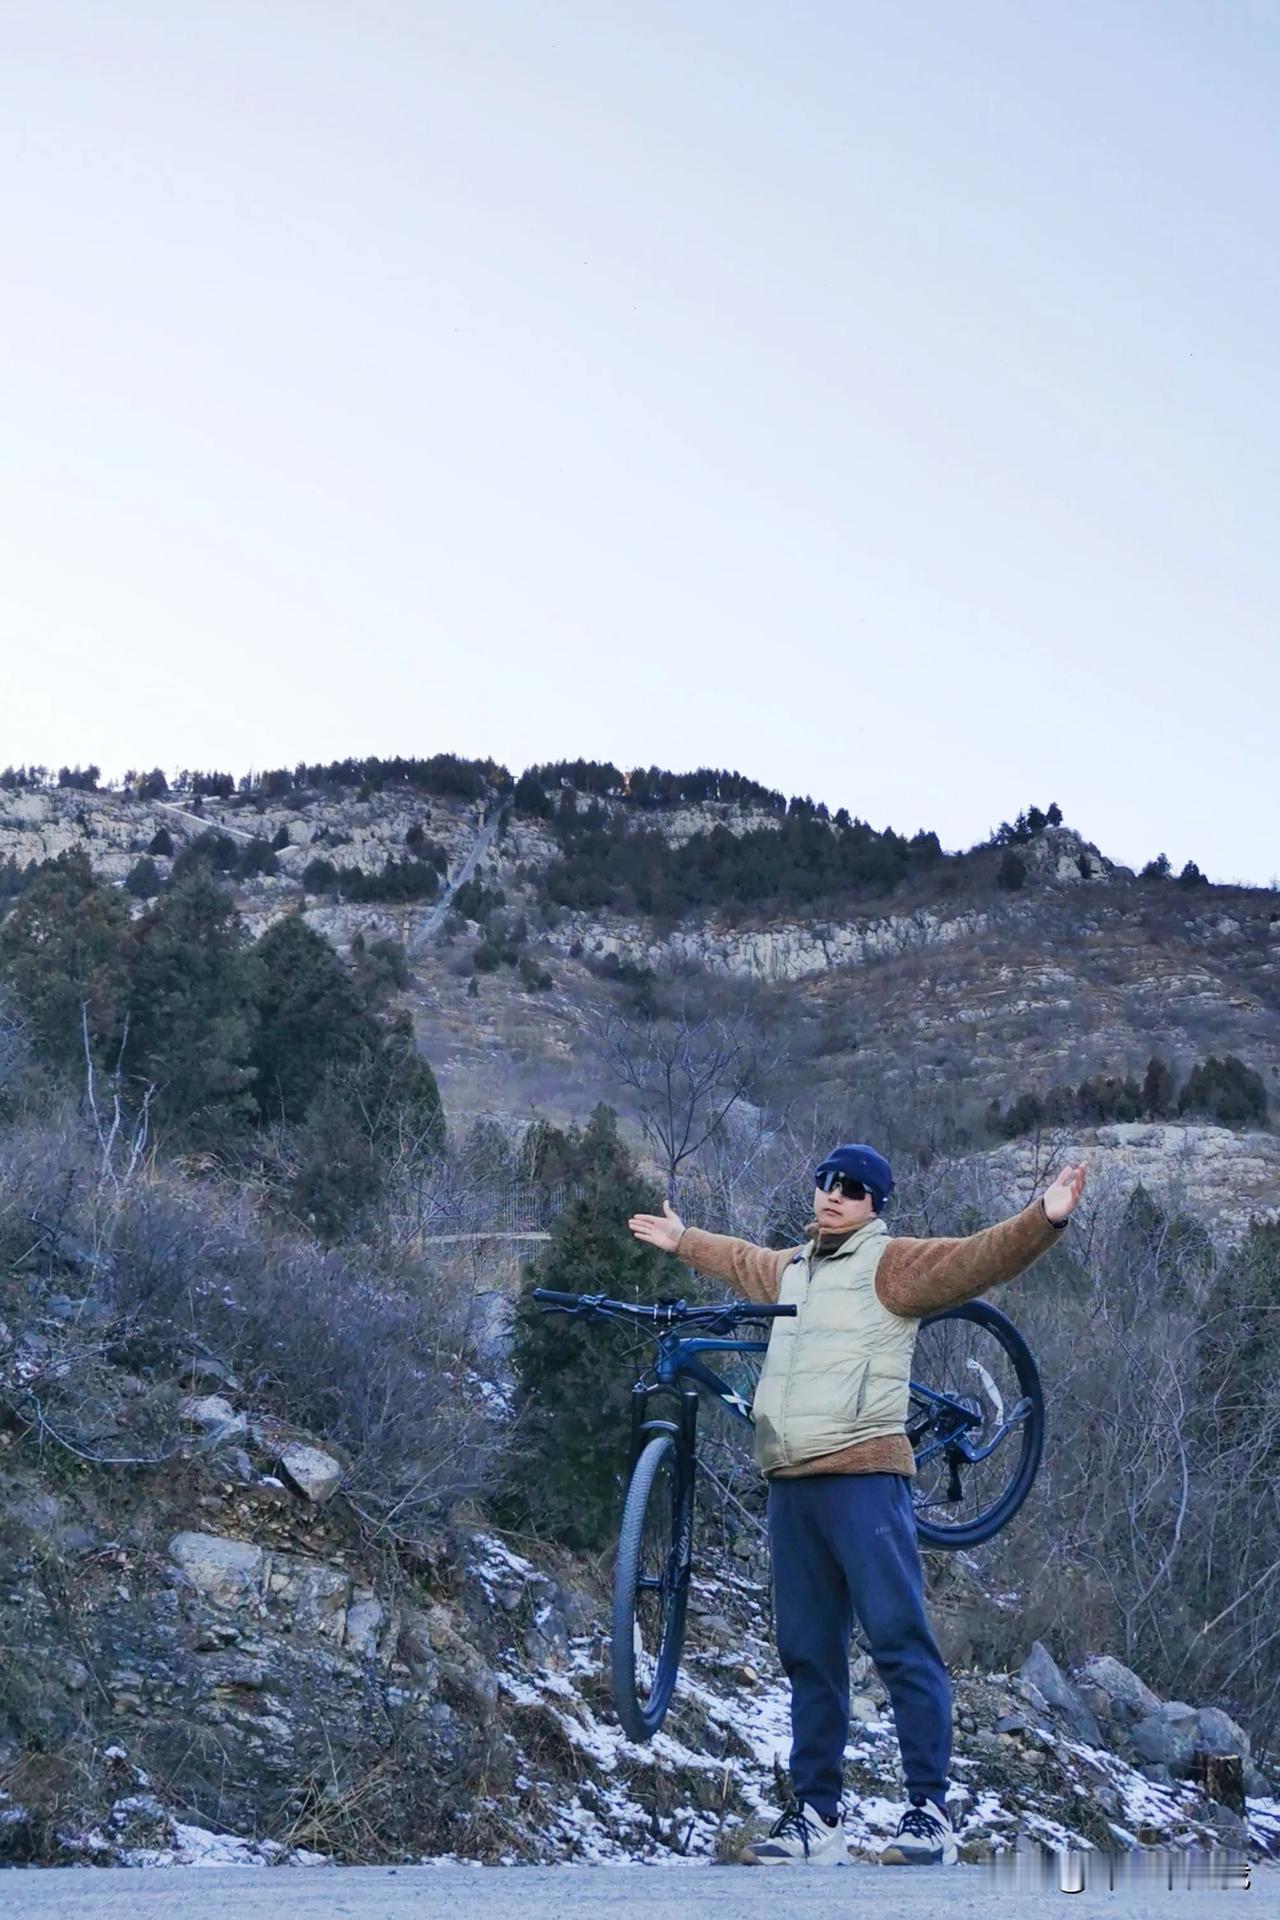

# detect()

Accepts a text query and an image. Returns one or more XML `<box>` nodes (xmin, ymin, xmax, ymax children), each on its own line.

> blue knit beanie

<box><xmin>814</xmin><ymin>1143</ymin><xmax>895</xmax><ymax>1213</ymax></box>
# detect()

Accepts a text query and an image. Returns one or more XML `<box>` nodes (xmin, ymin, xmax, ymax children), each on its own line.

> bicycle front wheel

<box><xmin>910</xmin><ymin>1299</ymin><xmax>1045</xmax><ymax>1550</ymax></box>
<box><xmin>611</xmin><ymin>1432</ymin><xmax>693</xmax><ymax>1741</ymax></box>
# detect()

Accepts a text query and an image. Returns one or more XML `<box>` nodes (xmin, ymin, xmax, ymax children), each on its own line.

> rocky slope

<box><xmin>3</xmin><ymin>1305</ymin><xmax>1278</xmax><ymax>1874</ymax></box>
<box><xmin>4</xmin><ymin>775</ymin><xmax>1280</xmax><ymax>1882</ymax></box>
<box><xmin>982</xmin><ymin>1123</ymin><xmax>1280</xmax><ymax>1242</ymax></box>
<box><xmin>4</xmin><ymin>780</ymin><xmax>1277</xmax><ymax>1228</ymax></box>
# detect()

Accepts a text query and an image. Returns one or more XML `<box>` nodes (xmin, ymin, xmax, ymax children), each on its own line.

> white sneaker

<box><xmin>879</xmin><ymin>1796</ymin><xmax>959</xmax><ymax>1866</ymax></box>
<box><xmin>742</xmin><ymin>1801</ymin><xmax>848</xmax><ymax>1866</ymax></box>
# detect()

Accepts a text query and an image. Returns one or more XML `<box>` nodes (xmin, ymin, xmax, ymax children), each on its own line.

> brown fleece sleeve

<box><xmin>876</xmin><ymin>1199</ymin><xmax>1065</xmax><ymax>1318</ymax></box>
<box><xmin>674</xmin><ymin>1226</ymin><xmax>794</xmax><ymax>1306</ymax></box>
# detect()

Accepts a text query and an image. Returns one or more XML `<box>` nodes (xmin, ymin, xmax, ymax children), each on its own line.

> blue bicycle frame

<box><xmin>628</xmin><ymin>1323</ymin><xmax>999</xmax><ymax>1467</ymax></box>
<box><xmin>625</xmin><ymin>1324</ymin><xmax>774</xmax><ymax>1481</ymax></box>
<box><xmin>654</xmin><ymin>1331</ymin><xmax>767</xmax><ymax>1421</ymax></box>
<box><xmin>534</xmin><ymin>1285</ymin><xmax>1043</xmax><ymax>1557</ymax></box>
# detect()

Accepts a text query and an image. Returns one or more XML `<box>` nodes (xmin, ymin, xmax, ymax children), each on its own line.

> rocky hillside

<box><xmin>3</xmin><ymin>1287</ymin><xmax>1278</xmax><ymax>1871</ymax></box>
<box><xmin>3</xmin><ymin>763</ymin><xmax>1280</xmax><ymax>1875</ymax></box>
<box><xmin>4</xmin><ymin>775</ymin><xmax>1275</xmax><ymax>1228</ymax></box>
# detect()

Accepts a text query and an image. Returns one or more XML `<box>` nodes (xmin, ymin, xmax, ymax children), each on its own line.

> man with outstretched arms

<box><xmin>630</xmin><ymin>1145</ymin><xmax>1085</xmax><ymax>1866</ymax></box>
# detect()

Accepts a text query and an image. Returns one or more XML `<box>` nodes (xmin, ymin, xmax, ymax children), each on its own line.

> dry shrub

<box><xmin>679</xmin><ymin>1129</ymin><xmax>1280</xmax><ymax>1767</ymax></box>
<box><xmin>0</xmin><ymin>1107</ymin><xmax>500</xmax><ymax>1550</ymax></box>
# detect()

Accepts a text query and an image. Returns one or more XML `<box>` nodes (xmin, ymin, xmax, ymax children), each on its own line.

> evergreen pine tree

<box><xmin>506</xmin><ymin>1107</ymin><xmax>669</xmax><ymax>1547</ymax></box>
<box><xmin>289</xmin><ymin>1081</ymin><xmax>380</xmax><ymax>1240</ymax></box>
<box><xmin>235</xmin><ymin>837</ymin><xmax>278</xmax><ymax>879</ymax></box>
<box><xmin>513</xmin><ymin>770</ymin><xmax>553</xmax><ymax>817</ymax></box>
<box><xmin>250</xmin><ymin>915</ymin><xmax>373</xmax><ymax>1125</ymax></box>
<box><xmin>0</xmin><ymin>849</ymin><xmax>131</xmax><ymax>1072</ymax></box>
<box><xmin>1178</xmin><ymin>1055</ymin><xmax>1268</xmax><ymax>1129</ymax></box>
<box><xmin>1142</xmin><ymin>1055</ymin><xmax>1176</xmax><ymax>1118</ymax></box>
<box><xmin>286</xmin><ymin>1006</ymin><xmax>444</xmax><ymax>1238</ymax></box>
<box><xmin>124</xmin><ymin>872</ymin><xmax>259</xmax><ymax>1145</ymax></box>
<box><xmin>359</xmin><ymin>1007</ymin><xmax>446</xmax><ymax>1158</ymax></box>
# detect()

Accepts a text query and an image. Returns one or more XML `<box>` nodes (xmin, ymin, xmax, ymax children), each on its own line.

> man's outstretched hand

<box><xmin>628</xmin><ymin>1201</ymin><xmax>686</xmax><ymax>1255</ymax></box>
<box><xmin>1043</xmin><ymin>1162</ymin><xmax>1087</xmax><ymax>1224</ymax></box>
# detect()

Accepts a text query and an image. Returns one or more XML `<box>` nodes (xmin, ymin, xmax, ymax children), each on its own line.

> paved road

<box><xmin>8</xmin><ymin>1863</ymin><xmax>1271</xmax><ymax>1918</ymax></box>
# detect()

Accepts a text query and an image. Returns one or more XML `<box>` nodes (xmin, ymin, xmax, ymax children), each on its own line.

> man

<box><xmin>629</xmin><ymin>1144</ymin><xmax>1085</xmax><ymax>1867</ymax></box>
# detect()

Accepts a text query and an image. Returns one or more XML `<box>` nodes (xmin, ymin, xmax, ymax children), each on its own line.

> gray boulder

<box><xmin>553</xmin><ymin>1581</ymin><xmax>597</xmax><ymax>1637</ymax></box>
<box><xmin>1019</xmin><ymin>1641</ymin><xmax>1103</xmax><ymax>1745</ymax></box>
<box><xmin>266</xmin><ymin>1554</ymin><xmax>351</xmax><ymax>1640</ymax></box>
<box><xmin>343</xmin><ymin>1596</ymin><xmax>385</xmax><ymax>1658</ymax></box>
<box><xmin>277</xmin><ymin>1441</ymin><xmax>343</xmax><ymax>1505</ymax></box>
<box><xmin>1131</xmin><ymin>1708</ymin><xmax>1197</xmax><ymax>1773</ymax></box>
<box><xmin>169</xmin><ymin>1533</ymin><xmax>265</xmax><ymax>1608</ymax></box>
<box><xmin>1202</xmin><ymin>1802</ymin><xmax>1248</xmax><ymax>1848</ymax></box>
<box><xmin>5</xmin><ymin>1490</ymin><xmax>64</xmax><ymax>1540</ymax></box>
<box><xmin>1073</xmin><ymin>1654</ymin><xmax>1162</xmax><ymax>1724</ymax></box>
<box><xmin>1194</xmin><ymin>1705</ymin><xmax>1251</xmax><ymax>1761</ymax></box>
<box><xmin>1075</xmin><ymin>1683</ymin><xmax>1112</xmax><ymax>1722</ymax></box>
<box><xmin>523</xmin><ymin>1602</ymin><xmax>570</xmax><ymax>1670</ymax></box>
<box><xmin>1158</xmin><ymin>1700</ymin><xmax>1199</xmax><ymax>1728</ymax></box>
<box><xmin>179</xmin><ymin>1394</ymin><xmax>248</xmax><ymax>1442</ymax></box>
<box><xmin>404</xmin><ymin>1603</ymin><xmax>497</xmax><ymax>1712</ymax></box>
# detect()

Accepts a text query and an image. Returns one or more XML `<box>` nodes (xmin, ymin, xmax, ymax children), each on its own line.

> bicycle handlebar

<box><xmin>531</xmin><ymin>1287</ymin><xmax>796</xmax><ymax>1323</ymax></box>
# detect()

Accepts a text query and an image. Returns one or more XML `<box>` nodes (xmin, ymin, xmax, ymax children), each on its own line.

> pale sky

<box><xmin>1</xmin><ymin>2</ymin><xmax>1276</xmax><ymax>883</ymax></box>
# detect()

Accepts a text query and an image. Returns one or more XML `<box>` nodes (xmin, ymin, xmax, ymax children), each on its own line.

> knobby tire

<box><xmin>611</xmin><ymin>1431</ymin><xmax>692</xmax><ymax>1741</ymax></box>
<box><xmin>912</xmin><ymin>1299</ymin><xmax>1045</xmax><ymax>1549</ymax></box>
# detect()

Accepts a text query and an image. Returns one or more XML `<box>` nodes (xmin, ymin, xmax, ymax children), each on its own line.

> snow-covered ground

<box><xmin>15</xmin><ymin>1530</ymin><xmax>1277</xmax><ymax>1873</ymax></box>
<box><xmin>474</xmin><ymin>1535</ymin><xmax>1280</xmax><ymax>1869</ymax></box>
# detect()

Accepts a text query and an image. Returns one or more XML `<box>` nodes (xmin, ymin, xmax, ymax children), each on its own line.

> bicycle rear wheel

<box><xmin>611</xmin><ymin>1431</ymin><xmax>693</xmax><ymax>1740</ymax></box>
<box><xmin>909</xmin><ymin>1300</ymin><xmax>1044</xmax><ymax>1549</ymax></box>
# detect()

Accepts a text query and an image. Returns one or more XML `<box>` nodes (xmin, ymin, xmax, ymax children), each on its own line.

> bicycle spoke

<box><xmin>910</xmin><ymin>1307</ymin><xmax>1039</xmax><ymax>1541</ymax></box>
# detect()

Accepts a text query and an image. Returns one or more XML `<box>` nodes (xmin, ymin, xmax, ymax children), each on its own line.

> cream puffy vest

<box><xmin>751</xmin><ymin>1217</ymin><xmax>918</xmax><ymax>1474</ymax></box>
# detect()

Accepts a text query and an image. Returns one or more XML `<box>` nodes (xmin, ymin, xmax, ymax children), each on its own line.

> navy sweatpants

<box><xmin>767</xmin><ymin>1472</ymin><xmax>951</xmax><ymax>1818</ymax></box>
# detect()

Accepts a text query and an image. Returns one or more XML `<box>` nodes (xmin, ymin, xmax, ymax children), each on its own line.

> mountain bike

<box><xmin>532</xmin><ymin>1287</ymin><xmax>1044</xmax><ymax>1742</ymax></box>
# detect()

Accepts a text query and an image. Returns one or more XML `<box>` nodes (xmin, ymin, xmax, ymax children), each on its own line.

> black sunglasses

<box><xmin>816</xmin><ymin>1171</ymin><xmax>869</xmax><ymax>1203</ymax></box>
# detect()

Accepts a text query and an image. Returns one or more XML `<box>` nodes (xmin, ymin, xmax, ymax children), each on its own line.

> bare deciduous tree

<box><xmin>597</xmin><ymin>992</ymin><xmax>781</xmax><ymax>1203</ymax></box>
<box><xmin>80</xmin><ymin>1001</ymin><xmax>154</xmax><ymax>1196</ymax></box>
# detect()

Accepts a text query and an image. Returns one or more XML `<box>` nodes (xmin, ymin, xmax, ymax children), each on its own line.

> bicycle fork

<box><xmin>627</xmin><ymin>1380</ymin><xmax>698</xmax><ymax>1470</ymax></box>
